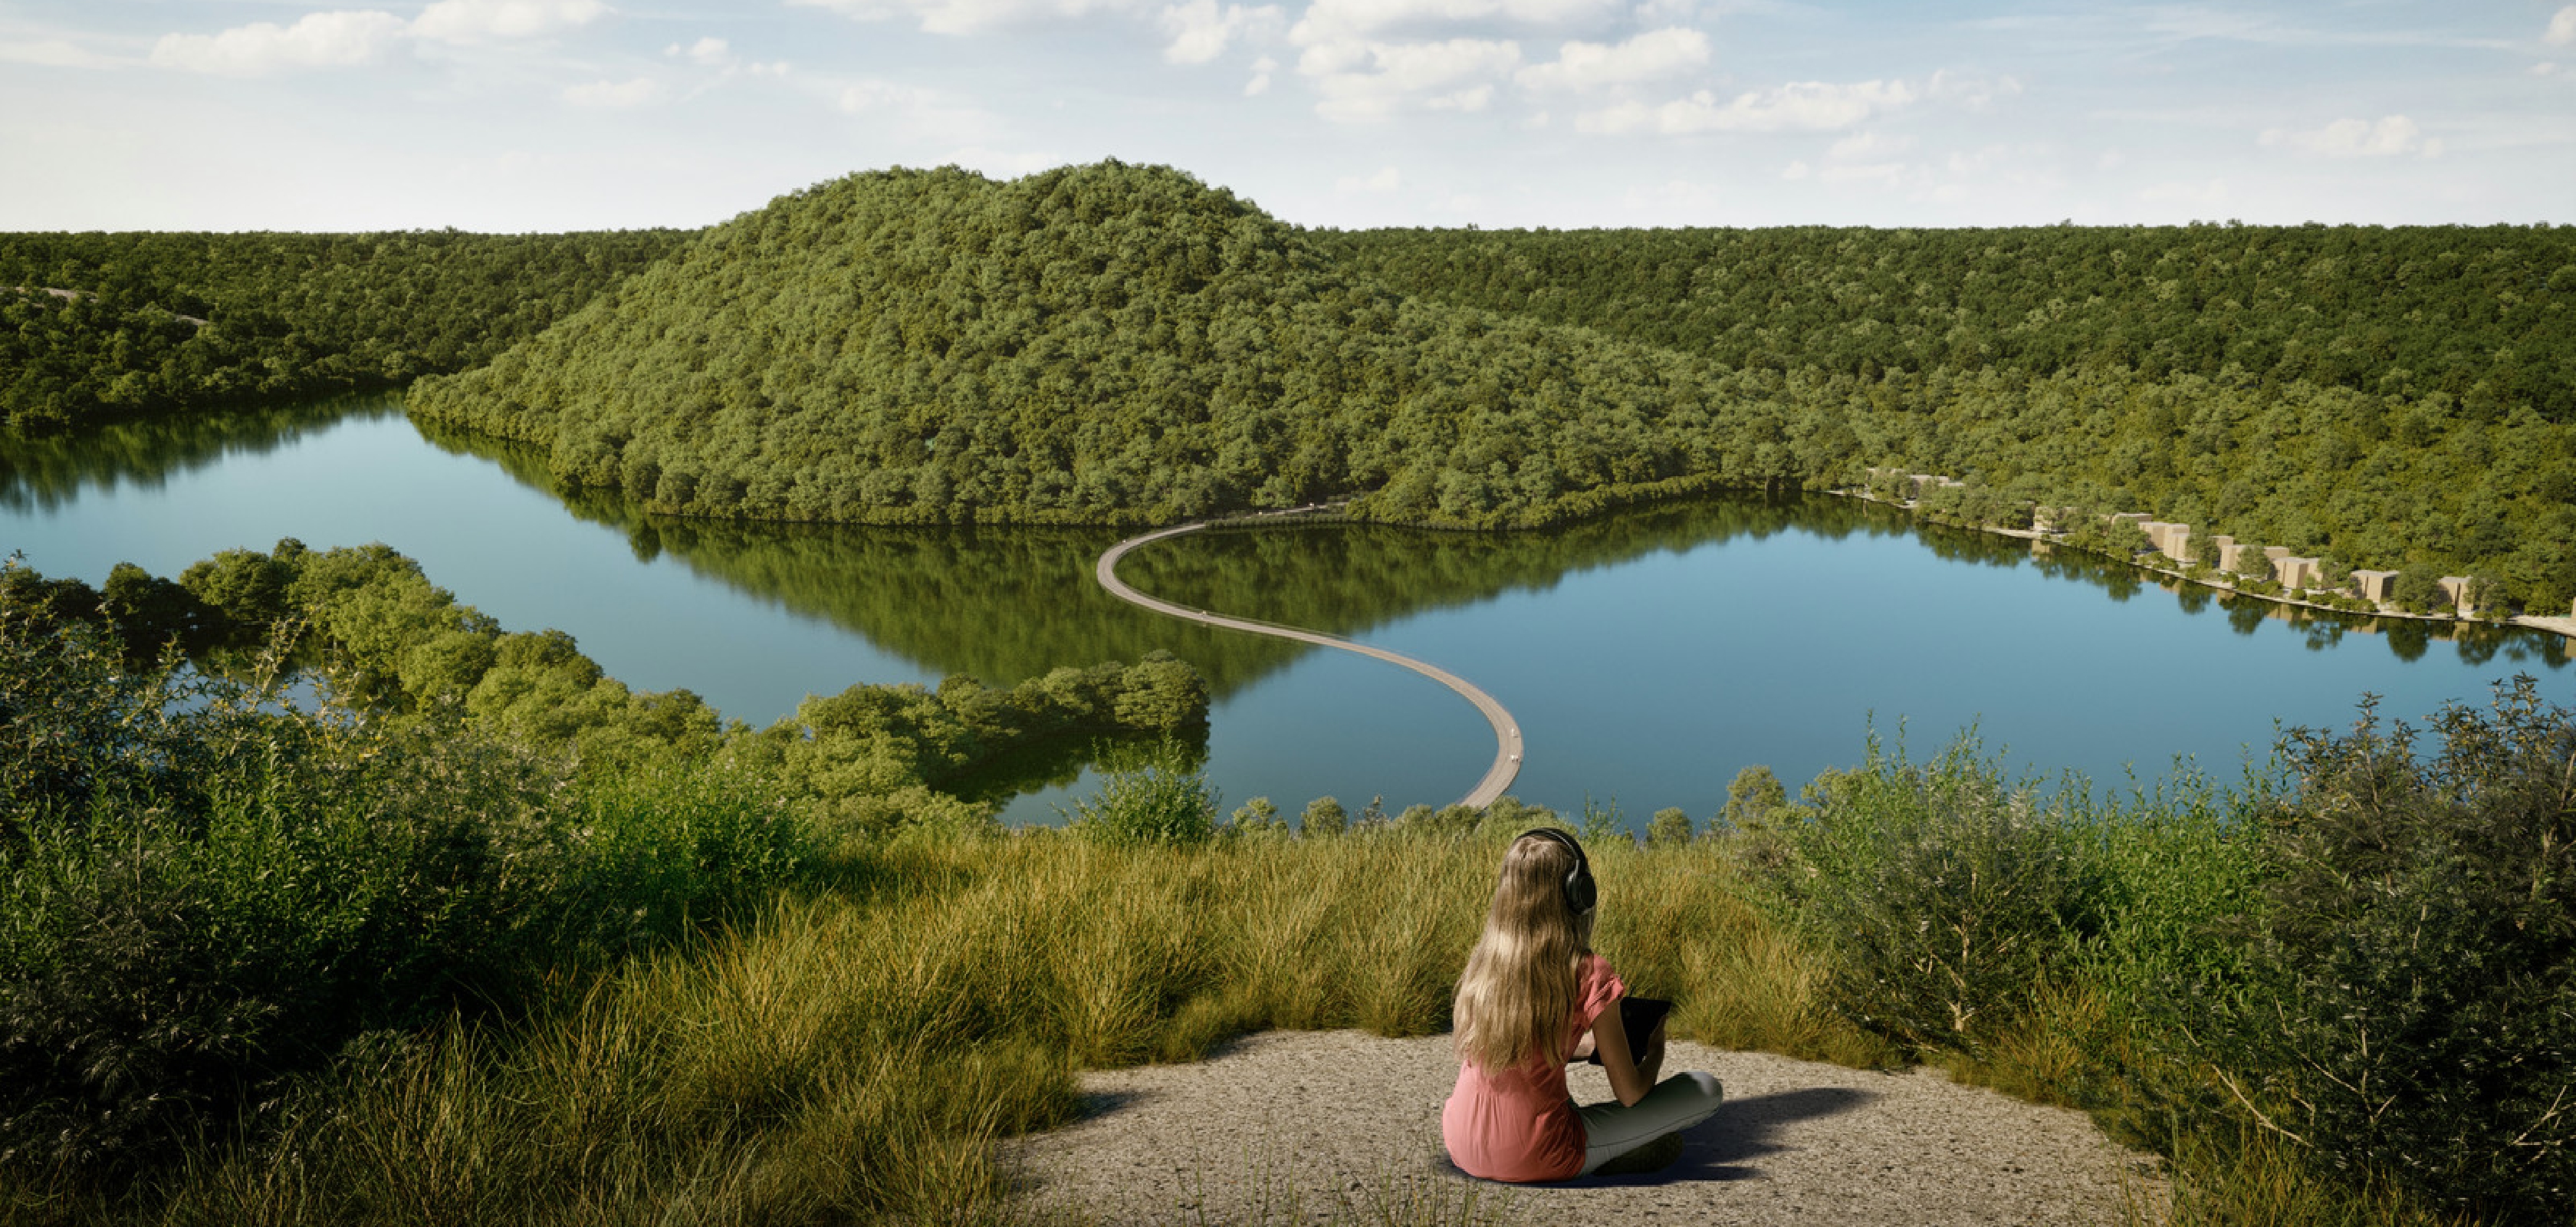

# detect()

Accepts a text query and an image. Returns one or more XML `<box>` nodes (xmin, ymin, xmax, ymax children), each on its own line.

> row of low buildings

<box><xmin>1868</xmin><ymin>469</ymin><xmax>2525</xmax><ymax>618</ymax></box>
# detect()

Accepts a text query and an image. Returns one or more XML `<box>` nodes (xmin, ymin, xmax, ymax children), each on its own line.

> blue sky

<box><xmin>3</xmin><ymin>1</ymin><xmax>2571</xmax><ymax>232</ymax></box>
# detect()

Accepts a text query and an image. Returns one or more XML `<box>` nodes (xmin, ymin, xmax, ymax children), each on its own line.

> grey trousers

<box><xmin>1576</xmin><ymin>1071</ymin><xmax>1725</xmax><ymax>1174</ymax></box>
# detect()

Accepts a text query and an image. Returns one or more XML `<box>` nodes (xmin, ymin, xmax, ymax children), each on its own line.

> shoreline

<box><xmin>1830</xmin><ymin>488</ymin><xmax>2576</xmax><ymax>645</ymax></box>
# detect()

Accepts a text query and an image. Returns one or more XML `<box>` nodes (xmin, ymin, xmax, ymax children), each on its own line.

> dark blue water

<box><xmin>5</xmin><ymin>396</ymin><xmax>2564</xmax><ymax>827</ymax></box>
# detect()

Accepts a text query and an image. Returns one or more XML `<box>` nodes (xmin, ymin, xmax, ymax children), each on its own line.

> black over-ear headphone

<box><xmin>1517</xmin><ymin>827</ymin><xmax>1596</xmax><ymax>916</ymax></box>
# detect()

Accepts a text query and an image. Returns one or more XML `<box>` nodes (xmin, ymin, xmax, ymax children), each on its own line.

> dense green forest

<box><xmin>400</xmin><ymin>163</ymin><xmax>2576</xmax><ymax>612</ymax></box>
<box><xmin>1320</xmin><ymin>224</ymin><xmax>2576</xmax><ymax>416</ymax></box>
<box><xmin>0</xmin><ymin>229</ymin><xmax>683</xmax><ymax>429</ymax></box>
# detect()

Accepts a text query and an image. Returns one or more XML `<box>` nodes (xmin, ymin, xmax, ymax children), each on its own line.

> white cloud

<box><xmin>2534</xmin><ymin>61</ymin><xmax>2561</xmax><ymax>76</ymax></box>
<box><xmin>1781</xmin><ymin>160</ymin><xmax>1809</xmax><ymax>180</ymax></box>
<box><xmin>2259</xmin><ymin>114</ymin><xmax>2439</xmax><ymax>157</ymax></box>
<box><xmin>563</xmin><ymin>75</ymin><xmax>657</xmax><ymax>107</ymax></box>
<box><xmin>1246</xmin><ymin>54</ymin><xmax>1276</xmax><ymax>94</ymax></box>
<box><xmin>1515</xmin><ymin>27</ymin><xmax>1707</xmax><ymax>91</ymax></box>
<box><xmin>150</xmin><ymin>0</ymin><xmax>609</xmax><ymax>75</ymax></box>
<box><xmin>0</xmin><ymin>38</ymin><xmax>123</xmax><ymax>69</ymax></box>
<box><xmin>1161</xmin><ymin>2</ymin><xmax>1284</xmax><ymax>64</ymax></box>
<box><xmin>1292</xmin><ymin>0</ymin><xmax>1618</xmax><ymax>44</ymax></box>
<box><xmin>1300</xmin><ymin>37</ymin><xmax>1521</xmax><ymax>122</ymax></box>
<box><xmin>788</xmin><ymin>0</ymin><xmax>1148</xmax><ymax>36</ymax></box>
<box><xmin>1580</xmin><ymin>78</ymin><xmax>1914</xmax><ymax>134</ymax></box>
<box><xmin>150</xmin><ymin>11</ymin><xmax>410</xmax><ymax>74</ymax></box>
<box><xmin>2549</xmin><ymin>6</ymin><xmax>2576</xmax><ymax>46</ymax></box>
<box><xmin>669</xmin><ymin>36</ymin><xmax>731</xmax><ymax>65</ymax></box>
<box><xmin>412</xmin><ymin>0</ymin><xmax>610</xmax><ymax>45</ymax></box>
<box><xmin>1336</xmin><ymin>165</ymin><xmax>1401</xmax><ymax>193</ymax></box>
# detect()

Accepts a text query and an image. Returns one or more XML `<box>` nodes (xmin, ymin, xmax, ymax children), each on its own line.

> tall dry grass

<box><xmin>5</xmin><ymin>831</ymin><xmax>1866</xmax><ymax>1226</ymax></box>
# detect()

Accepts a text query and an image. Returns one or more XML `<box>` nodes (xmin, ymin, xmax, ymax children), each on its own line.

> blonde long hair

<box><xmin>1452</xmin><ymin>832</ymin><xmax>1592</xmax><ymax>1071</ymax></box>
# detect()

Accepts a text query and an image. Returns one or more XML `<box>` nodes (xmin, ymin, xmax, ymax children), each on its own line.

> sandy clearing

<box><xmin>1007</xmin><ymin>1030</ymin><xmax>2166</xmax><ymax>1226</ymax></box>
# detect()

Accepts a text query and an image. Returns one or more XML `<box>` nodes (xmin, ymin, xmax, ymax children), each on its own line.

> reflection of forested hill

<box><xmin>0</xmin><ymin>394</ymin><xmax>394</xmax><ymax>512</ymax></box>
<box><xmin>401</xmin><ymin>416</ymin><xmax>2576</xmax><ymax>685</ymax></box>
<box><xmin>1123</xmin><ymin>498</ymin><xmax>1897</xmax><ymax>637</ymax></box>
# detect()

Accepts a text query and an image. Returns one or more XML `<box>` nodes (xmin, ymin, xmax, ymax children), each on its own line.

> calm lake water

<box><xmin>5</xmin><ymin>394</ymin><xmax>2567</xmax><ymax>827</ymax></box>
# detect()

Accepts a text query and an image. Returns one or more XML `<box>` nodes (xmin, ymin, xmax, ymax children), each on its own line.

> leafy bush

<box><xmin>1755</xmin><ymin>735</ymin><xmax>2101</xmax><ymax>1059</ymax></box>
<box><xmin>0</xmin><ymin>612</ymin><xmax>550</xmax><ymax>1173</ymax></box>
<box><xmin>1646</xmin><ymin>807</ymin><xmax>1694</xmax><ymax>846</ymax></box>
<box><xmin>2156</xmin><ymin>679</ymin><xmax>2576</xmax><ymax>1215</ymax></box>
<box><xmin>1063</xmin><ymin>740</ymin><xmax>1220</xmax><ymax>847</ymax></box>
<box><xmin>1299</xmin><ymin>794</ymin><xmax>1347</xmax><ymax>837</ymax></box>
<box><xmin>0</xmin><ymin>593</ymin><xmax>812</xmax><ymax>1179</ymax></box>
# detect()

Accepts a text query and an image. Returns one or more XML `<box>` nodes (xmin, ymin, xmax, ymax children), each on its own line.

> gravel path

<box><xmin>1008</xmin><ymin>1031</ymin><xmax>2167</xmax><ymax>1226</ymax></box>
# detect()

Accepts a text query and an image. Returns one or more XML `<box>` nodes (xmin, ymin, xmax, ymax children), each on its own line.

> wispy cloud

<box><xmin>150</xmin><ymin>0</ymin><xmax>610</xmax><ymax>75</ymax></box>
<box><xmin>151</xmin><ymin>11</ymin><xmax>412</xmax><ymax>75</ymax></box>
<box><xmin>1160</xmin><ymin>2</ymin><xmax>1284</xmax><ymax>64</ymax></box>
<box><xmin>1580</xmin><ymin>78</ymin><xmax>1914</xmax><ymax>135</ymax></box>
<box><xmin>1300</xmin><ymin>36</ymin><xmax>1522</xmax><ymax>122</ymax></box>
<box><xmin>2260</xmin><ymin>115</ymin><xmax>2440</xmax><ymax>158</ymax></box>
<box><xmin>1515</xmin><ymin>27</ymin><xmax>1707</xmax><ymax>91</ymax></box>
<box><xmin>412</xmin><ymin>0</ymin><xmax>609</xmax><ymax>45</ymax></box>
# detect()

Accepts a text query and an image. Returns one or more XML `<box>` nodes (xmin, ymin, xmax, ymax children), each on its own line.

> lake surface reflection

<box><xmin>5</xmin><ymin>396</ymin><xmax>2566</xmax><ymax>827</ymax></box>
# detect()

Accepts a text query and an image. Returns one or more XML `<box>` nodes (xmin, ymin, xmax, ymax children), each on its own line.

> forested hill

<box><xmin>406</xmin><ymin>162</ymin><xmax>1773</xmax><ymax>529</ymax></box>
<box><xmin>1319</xmin><ymin>224</ymin><xmax>2576</xmax><ymax>419</ymax></box>
<box><xmin>0</xmin><ymin>229</ymin><xmax>685</xmax><ymax>430</ymax></box>
<box><xmin>408</xmin><ymin>166</ymin><xmax>2576</xmax><ymax>610</ymax></box>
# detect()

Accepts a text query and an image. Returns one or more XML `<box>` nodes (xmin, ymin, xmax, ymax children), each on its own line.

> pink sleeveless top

<box><xmin>1441</xmin><ymin>953</ymin><xmax>1625</xmax><ymax>1183</ymax></box>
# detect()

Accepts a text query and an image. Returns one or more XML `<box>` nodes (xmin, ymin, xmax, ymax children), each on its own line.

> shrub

<box><xmin>1646</xmin><ymin>807</ymin><xmax>1694</xmax><ymax>847</ymax></box>
<box><xmin>1063</xmin><ymin>740</ymin><xmax>1219</xmax><ymax>847</ymax></box>
<box><xmin>1753</xmin><ymin>735</ymin><xmax>2100</xmax><ymax>1060</ymax></box>
<box><xmin>0</xmin><ymin>598</ymin><xmax>813</xmax><ymax>1180</ymax></box>
<box><xmin>2154</xmin><ymin>679</ymin><xmax>2576</xmax><ymax>1215</ymax></box>
<box><xmin>1720</xmin><ymin>765</ymin><xmax>1789</xmax><ymax>831</ymax></box>
<box><xmin>0</xmin><ymin>613</ymin><xmax>551</xmax><ymax>1175</ymax></box>
<box><xmin>1300</xmin><ymin>795</ymin><xmax>1347</xmax><ymax>837</ymax></box>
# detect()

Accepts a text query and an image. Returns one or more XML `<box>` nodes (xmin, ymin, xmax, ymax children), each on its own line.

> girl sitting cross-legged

<box><xmin>1441</xmin><ymin>827</ymin><xmax>1724</xmax><ymax>1182</ymax></box>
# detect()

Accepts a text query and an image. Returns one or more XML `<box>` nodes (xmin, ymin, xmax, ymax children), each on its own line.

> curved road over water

<box><xmin>1096</xmin><ymin>518</ymin><xmax>1523</xmax><ymax>810</ymax></box>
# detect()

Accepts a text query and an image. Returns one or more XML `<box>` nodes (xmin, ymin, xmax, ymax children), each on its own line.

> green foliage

<box><xmin>1300</xmin><ymin>795</ymin><xmax>1348</xmax><ymax>837</ymax></box>
<box><xmin>1721</xmin><ymin>765</ymin><xmax>1789</xmax><ymax>831</ymax></box>
<box><xmin>1324</xmin><ymin>223</ymin><xmax>2576</xmax><ymax>419</ymax></box>
<box><xmin>1063</xmin><ymin>739</ymin><xmax>1220</xmax><ymax>847</ymax></box>
<box><xmin>1753</xmin><ymin>736</ymin><xmax>2101</xmax><ymax>1059</ymax></box>
<box><xmin>2391</xmin><ymin>563</ymin><xmax>2448</xmax><ymax>614</ymax></box>
<box><xmin>0</xmin><ymin>562</ymin><xmax>822</xmax><ymax>1182</ymax></box>
<box><xmin>1222</xmin><ymin>795</ymin><xmax>1291</xmax><ymax>840</ymax></box>
<box><xmin>1645</xmin><ymin>806</ymin><xmax>1694</xmax><ymax>847</ymax></box>
<box><xmin>1578</xmin><ymin>794</ymin><xmax>1627</xmax><ymax>843</ymax></box>
<box><xmin>0</xmin><ymin>230</ymin><xmax>682</xmax><ymax>430</ymax></box>
<box><xmin>2153</xmin><ymin>681</ymin><xmax>2576</xmax><ymax>1215</ymax></box>
<box><xmin>2234</xmin><ymin>544</ymin><xmax>2277</xmax><ymax>583</ymax></box>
